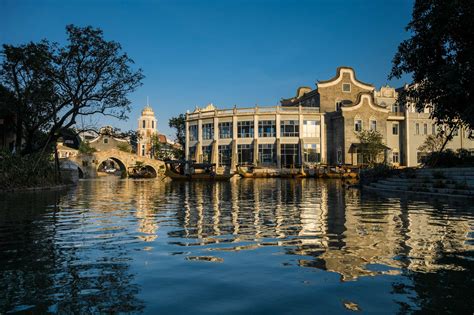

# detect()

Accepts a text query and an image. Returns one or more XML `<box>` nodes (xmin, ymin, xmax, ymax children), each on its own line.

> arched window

<box><xmin>354</xmin><ymin>116</ymin><xmax>362</xmax><ymax>132</ymax></box>
<box><xmin>152</xmin><ymin>121</ymin><xmax>154</xmax><ymax>129</ymax></box>
<box><xmin>369</xmin><ymin>117</ymin><xmax>377</xmax><ymax>131</ymax></box>
<box><xmin>142</xmin><ymin>120</ymin><xmax>146</xmax><ymax>128</ymax></box>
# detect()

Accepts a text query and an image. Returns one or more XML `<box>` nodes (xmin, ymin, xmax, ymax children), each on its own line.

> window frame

<box><xmin>280</xmin><ymin>120</ymin><xmax>299</xmax><ymax>137</ymax></box>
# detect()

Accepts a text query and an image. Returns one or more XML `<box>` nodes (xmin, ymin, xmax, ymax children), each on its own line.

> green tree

<box><xmin>151</xmin><ymin>134</ymin><xmax>174</xmax><ymax>160</ymax></box>
<box><xmin>390</xmin><ymin>0</ymin><xmax>474</xmax><ymax>146</ymax></box>
<box><xmin>355</xmin><ymin>130</ymin><xmax>386</xmax><ymax>166</ymax></box>
<box><xmin>418</xmin><ymin>133</ymin><xmax>449</xmax><ymax>154</ymax></box>
<box><xmin>0</xmin><ymin>25</ymin><xmax>144</xmax><ymax>155</ymax></box>
<box><xmin>0</xmin><ymin>41</ymin><xmax>57</xmax><ymax>153</ymax></box>
<box><xmin>169</xmin><ymin>114</ymin><xmax>185</xmax><ymax>146</ymax></box>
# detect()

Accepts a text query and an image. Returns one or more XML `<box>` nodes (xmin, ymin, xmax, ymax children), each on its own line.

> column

<box><xmin>185</xmin><ymin>116</ymin><xmax>190</xmax><ymax>161</ymax></box>
<box><xmin>276</xmin><ymin>109</ymin><xmax>281</xmax><ymax>168</ymax></box>
<box><xmin>197</xmin><ymin>115</ymin><xmax>203</xmax><ymax>163</ymax></box>
<box><xmin>253</xmin><ymin>110</ymin><xmax>259</xmax><ymax>165</ymax></box>
<box><xmin>231</xmin><ymin>112</ymin><xmax>238</xmax><ymax>172</ymax></box>
<box><xmin>213</xmin><ymin>116</ymin><xmax>219</xmax><ymax>167</ymax></box>
<box><xmin>320</xmin><ymin>114</ymin><xmax>326</xmax><ymax>164</ymax></box>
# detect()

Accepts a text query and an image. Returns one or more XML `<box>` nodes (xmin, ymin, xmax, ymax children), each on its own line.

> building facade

<box><xmin>185</xmin><ymin>67</ymin><xmax>474</xmax><ymax>170</ymax></box>
<box><xmin>137</xmin><ymin>105</ymin><xmax>158</xmax><ymax>158</ymax></box>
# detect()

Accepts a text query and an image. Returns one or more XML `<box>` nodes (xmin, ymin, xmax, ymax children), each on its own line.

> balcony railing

<box><xmin>187</xmin><ymin>105</ymin><xmax>320</xmax><ymax>120</ymax></box>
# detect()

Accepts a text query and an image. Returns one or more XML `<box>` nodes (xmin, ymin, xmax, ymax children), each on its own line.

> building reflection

<box><xmin>169</xmin><ymin>179</ymin><xmax>473</xmax><ymax>281</ymax></box>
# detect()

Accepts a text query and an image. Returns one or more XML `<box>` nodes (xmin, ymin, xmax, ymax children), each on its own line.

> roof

<box><xmin>317</xmin><ymin>66</ymin><xmax>374</xmax><ymax>88</ymax></box>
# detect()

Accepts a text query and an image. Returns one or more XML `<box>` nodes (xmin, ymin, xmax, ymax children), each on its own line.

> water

<box><xmin>1</xmin><ymin>178</ymin><xmax>473</xmax><ymax>314</ymax></box>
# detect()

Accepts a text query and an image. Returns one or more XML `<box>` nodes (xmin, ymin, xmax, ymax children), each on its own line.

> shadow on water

<box><xmin>0</xmin><ymin>185</ymin><xmax>145</xmax><ymax>313</ymax></box>
<box><xmin>0</xmin><ymin>178</ymin><xmax>473</xmax><ymax>313</ymax></box>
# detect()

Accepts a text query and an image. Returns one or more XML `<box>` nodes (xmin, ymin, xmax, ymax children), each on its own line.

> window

<box><xmin>237</xmin><ymin>144</ymin><xmax>253</xmax><ymax>165</ymax></box>
<box><xmin>280</xmin><ymin>120</ymin><xmax>299</xmax><ymax>137</ymax></box>
<box><xmin>258</xmin><ymin>144</ymin><xmax>276</xmax><ymax>165</ymax></box>
<box><xmin>218</xmin><ymin>145</ymin><xmax>231</xmax><ymax>166</ymax></box>
<box><xmin>417</xmin><ymin>151</ymin><xmax>428</xmax><ymax>164</ymax></box>
<box><xmin>423</xmin><ymin>123</ymin><xmax>428</xmax><ymax>135</ymax></box>
<box><xmin>370</xmin><ymin>120</ymin><xmax>377</xmax><ymax>132</ymax></box>
<box><xmin>202</xmin><ymin>123</ymin><xmax>214</xmax><ymax>140</ymax></box>
<box><xmin>354</xmin><ymin>119</ymin><xmax>362</xmax><ymax>132</ymax></box>
<box><xmin>189</xmin><ymin>125</ymin><xmax>198</xmax><ymax>141</ymax></box>
<box><xmin>303</xmin><ymin>143</ymin><xmax>320</xmax><ymax>163</ymax></box>
<box><xmin>392</xmin><ymin>152</ymin><xmax>399</xmax><ymax>164</ymax></box>
<box><xmin>142</xmin><ymin>120</ymin><xmax>146</xmax><ymax>128</ymax></box>
<box><xmin>103</xmin><ymin>138</ymin><xmax>108</xmax><ymax>144</ymax></box>
<box><xmin>141</xmin><ymin>144</ymin><xmax>145</xmax><ymax>156</ymax></box>
<box><xmin>342</xmin><ymin>83</ymin><xmax>351</xmax><ymax>92</ymax></box>
<box><xmin>392</xmin><ymin>103</ymin><xmax>399</xmax><ymax>113</ymax></box>
<box><xmin>218</xmin><ymin>122</ymin><xmax>232</xmax><ymax>139</ymax></box>
<box><xmin>392</xmin><ymin>122</ymin><xmax>399</xmax><ymax>135</ymax></box>
<box><xmin>237</xmin><ymin>121</ymin><xmax>254</xmax><ymax>138</ymax></box>
<box><xmin>415</xmin><ymin>123</ymin><xmax>420</xmax><ymax>135</ymax></box>
<box><xmin>202</xmin><ymin>145</ymin><xmax>212</xmax><ymax>163</ymax></box>
<box><xmin>152</xmin><ymin>121</ymin><xmax>154</xmax><ymax>129</ymax></box>
<box><xmin>258</xmin><ymin>120</ymin><xmax>276</xmax><ymax>137</ymax></box>
<box><xmin>303</xmin><ymin>120</ymin><xmax>320</xmax><ymax>137</ymax></box>
<box><xmin>281</xmin><ymin>144</ymin><xmax>300</xmax><ymax>167</ymax></box>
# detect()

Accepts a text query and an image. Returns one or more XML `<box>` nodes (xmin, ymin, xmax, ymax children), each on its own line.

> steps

<box><xmin>364</xmin><ymin>167</ymin><xmax>474</xmax><ymax>198</ymax></box>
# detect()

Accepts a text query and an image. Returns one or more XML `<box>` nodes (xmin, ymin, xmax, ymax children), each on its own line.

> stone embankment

<box><xmin>364</xmin><ymin>167</ymin><xmax>474</xmax><ymax>198</ymax></box>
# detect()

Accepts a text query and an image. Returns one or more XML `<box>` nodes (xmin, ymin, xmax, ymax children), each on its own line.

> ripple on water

<box><xmin>0</xmin><ymin>178</ymin><xmax>473</xmax><ymax>314</ymax></box>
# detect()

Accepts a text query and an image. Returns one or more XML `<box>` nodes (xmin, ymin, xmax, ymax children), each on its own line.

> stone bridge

<box><xmin>60</xmin><ymin>149</ymin><xmax>165</xmax><ymax>179</ymax></box>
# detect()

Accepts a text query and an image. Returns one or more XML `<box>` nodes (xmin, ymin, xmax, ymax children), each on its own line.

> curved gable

<box><xmin>318</xmin><ymin>67</ymin><xmax>374</xmax><ymax>91</ymax></box>
<box><xmin>341</xmin><ymin>93</ymin><xmax>389</xmax><ymax>113</ymax></box>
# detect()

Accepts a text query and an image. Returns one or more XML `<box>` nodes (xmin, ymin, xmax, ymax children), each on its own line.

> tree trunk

<box><xmin>54</xmin><ymin>144</ymin><xmax>62</xmax><ymax>183</ymax></box>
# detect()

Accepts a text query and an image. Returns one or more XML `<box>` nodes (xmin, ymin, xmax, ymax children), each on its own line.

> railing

<box><xmin>187</xmin><ymin>105</ymin><xmax>320</xmax><ymax>120</ymax></box>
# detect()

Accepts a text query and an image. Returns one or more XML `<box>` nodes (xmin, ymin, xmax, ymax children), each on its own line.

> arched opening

<box><xmin>60</xmin><ymin>160</ymin><xmax>84</xmax><ymax>180</ymax></box>
<box><xmin>144</xmin><ymin>165</ymin><xmax>157</xmax><ymax>178</ymax></box>
<box><xmin>128</xmin><ymin>163</ymin><xmax>158</xmax><ymax>179</ymax></box>
<box><xmin>97</xmin><ymin>157</ymin><xmax>127</xmax><ymax>177</ymax></box>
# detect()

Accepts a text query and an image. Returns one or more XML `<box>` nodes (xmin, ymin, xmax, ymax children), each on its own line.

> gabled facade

<box><xmin>184</xmin><ymin>67</ymin><xmax>474</xmax><ymax>169</ymax></box>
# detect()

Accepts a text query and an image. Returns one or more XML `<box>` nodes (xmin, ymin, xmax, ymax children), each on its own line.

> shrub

<box><xmin>78</xmin><ymin>141</ymin><xmax>97</xmax><ymax>154</ymax></box>
<box><xmin>0</xmin><ymin>150</ymin><xmax>60</xmax><ymax>190</ymax></box>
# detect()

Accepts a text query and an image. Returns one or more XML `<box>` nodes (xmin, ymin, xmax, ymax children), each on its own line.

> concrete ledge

<box><xmin>363</xmin><ymin>185</ymin><xmax>474</xmax><ymax>199</ymax></box>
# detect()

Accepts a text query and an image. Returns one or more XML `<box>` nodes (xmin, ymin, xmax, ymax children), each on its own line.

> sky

<box><xmin>1</xmin><ymin>0</ymin><xmax>414</xmax><ymax>139</ymax></box>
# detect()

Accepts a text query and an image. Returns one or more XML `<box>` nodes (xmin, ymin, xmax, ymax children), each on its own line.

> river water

<box><xmin>0</xmin><ymin>178</ymin><xmax>473</xmax><ymax>314</ymax></box>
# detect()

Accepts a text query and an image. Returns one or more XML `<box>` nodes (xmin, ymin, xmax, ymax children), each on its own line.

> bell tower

<box><xmin>137</xmin><ymin>100</ymin><xmax>158</xmax><ymax>157</ymax></box>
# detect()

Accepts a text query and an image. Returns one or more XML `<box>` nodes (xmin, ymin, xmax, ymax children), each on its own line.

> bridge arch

<box><xmin>143</xmin><ymin>164</ymin><xmax>158</xmax><ymax>178</ymax></box>
<box><xmin>60</xmin><ymin>159</ymin><xmax>85</xmax><ymax>179</ymax></box>
<box><xmin>97</xmin><ymin>156</ymin><xmax>127</xmax><ymax>175</ymax></box>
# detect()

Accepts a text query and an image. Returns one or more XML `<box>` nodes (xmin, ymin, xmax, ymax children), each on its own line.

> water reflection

<box><xmin>0</xmin><ymin>178</ymin><xmax>473</xmax><ymax>313</ymax></box>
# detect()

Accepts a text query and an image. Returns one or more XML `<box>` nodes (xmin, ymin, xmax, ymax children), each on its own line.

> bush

<box><xmin>359</xmin><ymin>163</ymin><xmax>395</xmax><ymax>185</ymax></box>
<box><xmin>78</xmin><ymin>141</ymin><xmax>97</xmax><ymax>154</ymax></box>
<box><xmin>0</xmin><ymin>150</ymin><xmax>60</xmax><ymax>190</ymax></box>
<box><xmin>423</xmin><ymin>149</ymin><xmax>474</xmax><ymax>167</ymax></box>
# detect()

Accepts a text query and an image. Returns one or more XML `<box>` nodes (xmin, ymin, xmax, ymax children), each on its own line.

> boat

<box><xmin>128</xmin><ymin>166</ymin><xmax>156</xmax><ymax>179</ymax></box>
<box><xmin>237</xmin><ymin>165</ymin><xmax>280</xmax><ymax>178</ymax></box>
<box><xmin>164</xmin><ymin>161</ymin><xmax>233</xmax><ymax>181</ymax></box>
<box><xmin>237</xmin><ymin>165</ymin><xmax>307</xmax><ymax>178</ymax></box>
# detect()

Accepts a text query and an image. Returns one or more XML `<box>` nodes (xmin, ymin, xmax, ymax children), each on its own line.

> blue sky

<box><xmin>1</xmin><ymin>0</ymin><xmax>413</xmax><ymax>138</ymax></box>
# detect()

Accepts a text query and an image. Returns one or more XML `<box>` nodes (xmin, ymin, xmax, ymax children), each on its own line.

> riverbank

<box><xmin>0</xmin><ymin>183</ymin><xmax>76</xmax><ymax>194</ymax></box>
<box><xmin>363</xmin><ymin>167</ymin><xmax>474</xmax><ymax>198</ymax></box>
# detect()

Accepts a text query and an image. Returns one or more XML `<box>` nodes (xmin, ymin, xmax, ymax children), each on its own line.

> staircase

<box><xmin>364</xmin><ymin>167</ymin><xmax>474</xmax><ymax>198</ymax></box>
